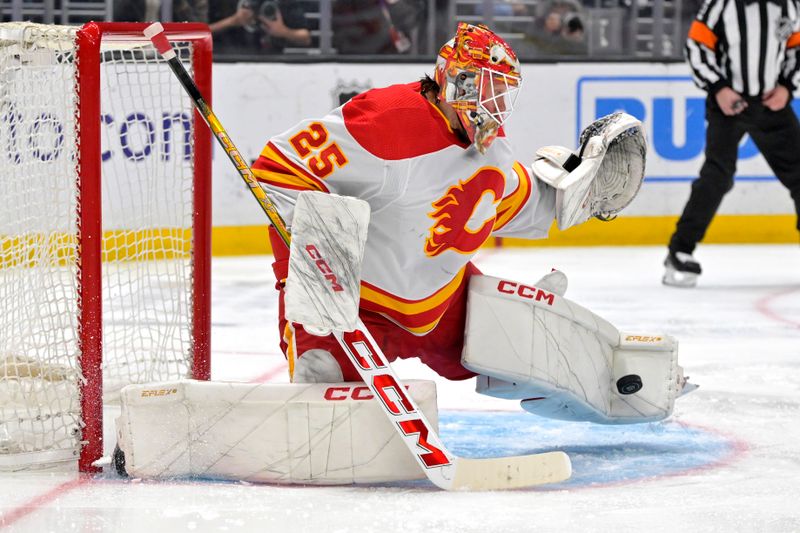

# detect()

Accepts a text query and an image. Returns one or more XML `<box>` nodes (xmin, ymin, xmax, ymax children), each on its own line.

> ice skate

<box><xmin>662</xmin><ymin>251</ymin><xmax>702</xmax><ymax>287</ymax></box>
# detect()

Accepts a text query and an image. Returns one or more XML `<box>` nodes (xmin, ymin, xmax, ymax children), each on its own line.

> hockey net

<box><xmin>0</xmin><ymin>22</ymin><xmax>211</xmax><ymax>471</ymax></box>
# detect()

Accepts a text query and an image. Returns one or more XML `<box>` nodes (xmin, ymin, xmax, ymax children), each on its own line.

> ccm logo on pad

<box><xmin>305</xmin><ymin>244</ymin><xmax>344</xmax><ymax>292</ymax></box>
<box><xmin>324</xmin><ymin>385</ymin><xmax>374</xmax><ymax>401</ymax></box>
<box><xmin>324</xmin><ymin>384</ymin><xmax>411</xmax><ymax>401</ymax></box>
<box><xmin>496</xmin><ymin>280</ymin><xmax>555</xmax><ymax>305</ymax></box>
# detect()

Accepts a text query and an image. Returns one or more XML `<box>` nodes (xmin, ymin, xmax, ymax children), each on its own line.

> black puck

<box><xmin>616</xmin><ymin>374</ymin><xmax>643</xmax><ymax>395</ymax></box>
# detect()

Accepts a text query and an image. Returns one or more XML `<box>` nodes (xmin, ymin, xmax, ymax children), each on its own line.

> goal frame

<box><xmin>73</xmin><ymin>22</ymin><xmax>212</xmax><ymax>472</ymax></box>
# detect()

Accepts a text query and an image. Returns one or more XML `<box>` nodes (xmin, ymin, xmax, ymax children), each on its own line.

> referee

<box><xmin>664</xmin><ymin>0</ymin><xmax>800</xmax><ymax>287</ymax></box>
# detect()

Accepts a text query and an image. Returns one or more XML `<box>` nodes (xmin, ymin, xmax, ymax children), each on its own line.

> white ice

<box><xmin>1</xmin><ymin>244</ymin><xmax>799</xmax><ymax>532</ymax></box>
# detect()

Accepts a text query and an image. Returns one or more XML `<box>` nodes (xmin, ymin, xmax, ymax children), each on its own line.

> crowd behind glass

<box><xmin>1</xmin><ymin>0</ymin><xmax>696</xmax><ymax>61</ymax></box>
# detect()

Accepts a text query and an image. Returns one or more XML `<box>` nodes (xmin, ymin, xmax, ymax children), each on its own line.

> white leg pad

<box><xmin>463</xmin><ymin>275</ymin><xmax>684</xmax><ymax>424</ymax></box>
<box><xmin>116</xmin><ymin>379</ymin><xmax>438</xmax><ymax>484</ymax></box>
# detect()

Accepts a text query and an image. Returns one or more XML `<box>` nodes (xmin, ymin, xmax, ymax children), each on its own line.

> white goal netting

<box><xmin>0</xmin><ymin>22</ymin><xmax>204</xmax><ymax>468</ymax></box>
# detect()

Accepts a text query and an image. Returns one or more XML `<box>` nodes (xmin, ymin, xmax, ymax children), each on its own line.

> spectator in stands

<box><xmin>475</xmin><ymin>0</ymin><xmax>530</xmax><ymax>17</ymax></box>
<box><xmin>516</xmin><ymin>0</ymin><xmax>588</xmax><ymax>58</ymax></box>
<box><xmin>332</xmin><ymin>0</ymin><xmax>423</xmax><ymax>54</ymax></box>
<box><xmin>208</xmin><ymin>0</ymin><xmax>258</xmax><ymax>54</ymax></box>
<box><xmin>209</xmin><ymin>0</ymin><xmax>310</xmax><ymax>55</ymax></box>
<box><xmin>113</xmin><ymin>0</ymin><xmax>208</xmax><ymax>22</ymax></box>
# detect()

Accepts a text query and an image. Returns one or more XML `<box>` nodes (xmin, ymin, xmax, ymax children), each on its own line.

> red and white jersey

<box><xmin>254</xmin><ymin>82</ymin><xmax>555</xmax><ymax>334</ymax></box>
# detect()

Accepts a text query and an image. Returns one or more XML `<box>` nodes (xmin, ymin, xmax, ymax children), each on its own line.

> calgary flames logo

<box><xmin>425</xmin><ymin>168</ymin><xmax>505</xmax><ymax>256</ymax></box>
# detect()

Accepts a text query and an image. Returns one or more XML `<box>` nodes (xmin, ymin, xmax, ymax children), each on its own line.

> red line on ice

<box><xmin>0</xmin><ymin>475</ymin><xmax>89</xmax><ymax>529</ymax></box>
<box><xmin>250</xmin><ymin>361</ymin><xmax>288</xmax><ymax>383</ymax></box>
<box><xmin>546</xmin><ymin>421</ymin><xmax>750</xmax><ymax>492</ymax></box>
<box><xmin>754</xmin><ymin>287</ymin><xmax>800</xmax><ymax>328</ymax></box>
<box><xmin>215</xmin><ymin>349</ymin><xmax>275</xmax><ymax>357</ymax></box>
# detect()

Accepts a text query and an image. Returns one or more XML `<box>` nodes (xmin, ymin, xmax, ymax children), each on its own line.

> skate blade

<box><xmin>662</xmin><ymin>268</ymin><xmax>698</xmax><ymax>288</ymax></box>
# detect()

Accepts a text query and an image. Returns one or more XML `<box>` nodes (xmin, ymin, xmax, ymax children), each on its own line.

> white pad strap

<box><xmin>462</xmin><ymin>275</ymin><xmax>685</xmax><ymax>424</ymax></box>
<box><xmin>116</xmin><ymin>379</ymin><xmax>438</xmax><ymax>484</ymax></box>
<box><xmin>285</xmin><ymin>191</ymin><xmax>370</xmax><ymax>332</ymax></box>
<box><xmin>531</xmin><ymin>112</ymin><xmax>646</xmax><ymax>230</ymax></box>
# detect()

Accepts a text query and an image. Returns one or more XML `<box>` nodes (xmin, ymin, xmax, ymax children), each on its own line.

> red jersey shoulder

<box><xmin>342</xmin><ymin>82</ymin><xmax>469</xmax><ymax>160</ymax></box>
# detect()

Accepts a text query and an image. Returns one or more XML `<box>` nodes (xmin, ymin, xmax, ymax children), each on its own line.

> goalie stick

<box><xmin>143</xmin><ymin>23</ymin><xmax>571</xmax><ymax>490</ymax></box>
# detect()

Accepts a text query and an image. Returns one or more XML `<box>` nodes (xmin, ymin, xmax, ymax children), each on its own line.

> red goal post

<box><xmin>0</xmin><ymin>22</ymin><xmax>212</xmax><ymax>472</ymax></box>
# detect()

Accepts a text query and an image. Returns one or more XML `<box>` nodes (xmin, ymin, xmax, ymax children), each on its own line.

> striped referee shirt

<box><xmin>686</xmin><ymin>0</ymin><xmax>800</xmax><ymax>96</ymax></box>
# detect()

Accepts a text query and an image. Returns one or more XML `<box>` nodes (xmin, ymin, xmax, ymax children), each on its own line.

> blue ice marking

<box><xmin>439</xmin><ymin>410</ymin><xmax>737</xmax><ymax>488</ymax></box>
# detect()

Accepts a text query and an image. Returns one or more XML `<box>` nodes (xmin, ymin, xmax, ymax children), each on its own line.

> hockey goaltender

<box><xmin>114</xmin><ymin>23</ymin><xmax>695</xmax><ymax>489</ymax></box>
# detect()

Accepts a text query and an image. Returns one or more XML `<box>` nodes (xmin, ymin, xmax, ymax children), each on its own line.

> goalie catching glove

<box><xmin>532</xmin><ymin>112</ymin><xmax>646</xmax><ymax>230</ymax></box>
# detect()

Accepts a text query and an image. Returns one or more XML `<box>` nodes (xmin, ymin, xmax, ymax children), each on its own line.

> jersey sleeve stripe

<box><xmin>688</xmin><ymin>20</ymin><xmax>718</xmax><ymax>50</ymax></box>
<box><xmin>493</xmin><ymin>162</ymin><xmax>532</xmax><ymax>231</ymax></box>
<box><xmin>255</xmin><ymin>142</ymin><xmax>329</xmax><ymax>192</ymax></box>
<box><xmin>252</xmin><ymin>167</ymin><xmax>322</xmax><ymax>191</ymax></box>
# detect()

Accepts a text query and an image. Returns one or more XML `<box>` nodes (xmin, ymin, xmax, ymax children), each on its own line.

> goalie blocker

<box><xmin>462</xmin><ymin>274</ymin><xmax>692</xmax><ymax>424</ymax></box>
<box><xmin>115</xmin><ymin>379</ymin><xmax>437</xmax><ymax>484</ymax></box>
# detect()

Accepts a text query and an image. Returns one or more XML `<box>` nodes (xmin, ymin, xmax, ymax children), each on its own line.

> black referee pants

<box><xmin>669</xmin><ymin>95</ymin><xmax>800</xmax><ymax>255</ymax></box>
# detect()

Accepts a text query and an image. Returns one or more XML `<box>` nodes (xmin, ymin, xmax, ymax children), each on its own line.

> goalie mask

<box><xmin>434</xmin><ymin>23</ymin><xmax>522</xmax><ymax>153</ymax></box>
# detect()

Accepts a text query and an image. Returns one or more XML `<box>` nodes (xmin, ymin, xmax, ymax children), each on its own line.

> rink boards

<box><xmin>197</xmin><ymin>62</ymin><xmax>799</xmax><ymax>253</ymax></box>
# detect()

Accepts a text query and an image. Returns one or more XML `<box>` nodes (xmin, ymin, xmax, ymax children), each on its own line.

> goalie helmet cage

<box><xmin>0</xmin><ymin>22</ymin><xmax>212</xmax><ymax>472</ymax></box>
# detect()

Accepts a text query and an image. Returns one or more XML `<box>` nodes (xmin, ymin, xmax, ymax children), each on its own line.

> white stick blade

<box><xmin>449</xmin><ymin>451</ymin><xmax>571</xmax><ymax>490</ymax></box>
<box><xmin>285</xmin><ymin>191</ymin><xmax>370</xmax><ymax>332</ymax></box>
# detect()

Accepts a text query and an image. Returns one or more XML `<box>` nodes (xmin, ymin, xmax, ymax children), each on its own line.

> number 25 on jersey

<box><xmin>289</xmin><ymin>122</ymin><xmax>348</xmax><ymax>179</ymax></box>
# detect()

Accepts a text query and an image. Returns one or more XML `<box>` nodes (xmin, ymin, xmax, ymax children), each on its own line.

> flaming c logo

<box><xmin>425</xmin><ymin>168</ymin><xmax>505</xmax><ymax>256</ymax></box>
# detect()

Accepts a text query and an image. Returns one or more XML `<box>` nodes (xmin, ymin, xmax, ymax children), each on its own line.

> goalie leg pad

<box><xmin>463</xmin><ymin>275</ymin><xmax>684</xmax><ymax>424</ymax></box>
<box><xmin>115</xmin><ymin>379</ymin><xmax>437</xmax><ymax>484</ymax></box>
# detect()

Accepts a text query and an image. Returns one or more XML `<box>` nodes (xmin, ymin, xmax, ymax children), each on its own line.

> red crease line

<box><xmin>754</xmin><ymin>287</ymin><xmax>800</xmax><ymax>329</ymax></box>
<box><xmin>1</xmin><ymin>475</ymin><xmax>89</xmax><ymax>529</ymax></box>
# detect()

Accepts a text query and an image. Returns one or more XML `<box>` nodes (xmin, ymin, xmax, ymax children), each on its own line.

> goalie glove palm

<box><xmin>532</xmin><ymin>112</ymin><xmax>646</xmax><ymax>230</ymax></box>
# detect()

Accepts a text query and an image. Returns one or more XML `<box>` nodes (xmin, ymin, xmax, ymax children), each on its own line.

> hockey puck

<box><xmin>616</xmin><ymin>374</ymin><xmax>643</xmax><ymax>395</ymax></box>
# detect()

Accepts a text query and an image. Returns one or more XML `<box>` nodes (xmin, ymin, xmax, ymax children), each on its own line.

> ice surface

<box><xmin>1</xmin><ymin>245</ymin><xmax>798</xmax><ymax>532</ymax></box>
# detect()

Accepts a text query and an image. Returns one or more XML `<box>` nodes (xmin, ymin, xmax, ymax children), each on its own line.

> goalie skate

<box><xmin>662</xmin><ymin>252</ymin><xmax>701</xmax><ymax>288</ymax></box>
